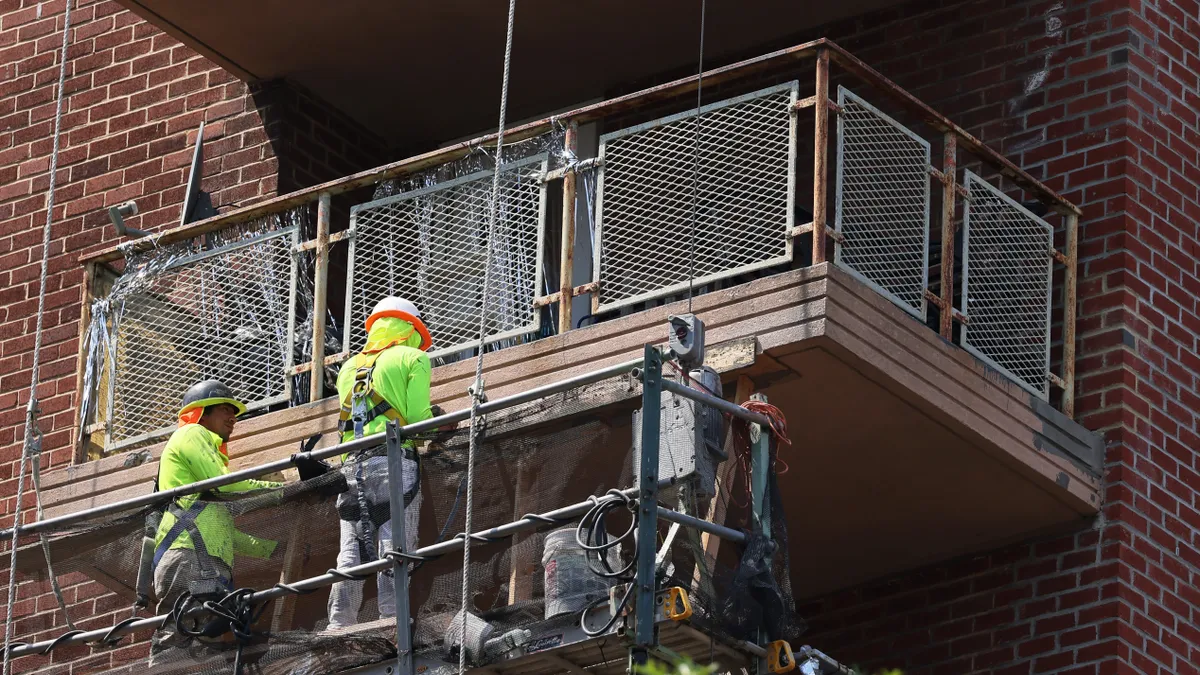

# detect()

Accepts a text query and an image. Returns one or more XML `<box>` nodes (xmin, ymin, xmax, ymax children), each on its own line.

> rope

<box><xmin>31</xmin><ymin>457</ymin><xmax>75</xmax><ymax>631</ymax></box>
<box><xmin>460</xmin><ymin>1</ymin><xmax>517</xmax><ymax>672</ymax></box>
<box><xmin>686</xmin><ymin>0</ymin><xmax>707</xmax><ymax>314</ymax></box>
<box><xmin>2</xmin><ymin>3</ymin><xmax>74</xmax><ymax>673</ymax></box>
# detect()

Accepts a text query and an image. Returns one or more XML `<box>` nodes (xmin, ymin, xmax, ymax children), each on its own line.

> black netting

<box><xmin>5</xmin><ymin>371</ymin><xmax>804</xmax><ymax>675</ymax></box>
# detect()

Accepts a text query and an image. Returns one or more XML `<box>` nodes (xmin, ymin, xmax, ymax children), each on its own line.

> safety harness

<box><xmin>336</xmin><ymin>349</ymin><xmax>421</xmax><ymax>567</ymax></box>
<box><xmin>338</xmin><ymin>350</ymin><xmax>408</xmax><ymax>438</ymax></box>
<box><xmin>153</xmin><ymin>497</ymin><xmax>233</xmax><ymax>596</ymax></box>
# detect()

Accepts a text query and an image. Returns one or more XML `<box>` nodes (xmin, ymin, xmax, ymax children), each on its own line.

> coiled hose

<box><xmin>575</xmin><ymin>490</ymin><xmax>640</xmax><ymax>636</ymax></box>
<box><xmin>171</xmin><ymin>588</ymin><xmax>270</xmax><ymax>675</ymax></box>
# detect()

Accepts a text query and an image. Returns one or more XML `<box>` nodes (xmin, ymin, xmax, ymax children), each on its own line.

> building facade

<box><xmin>1</xmin><ymin>0</ymin><xmax>1197</xmax><ymax>673</ymax></box>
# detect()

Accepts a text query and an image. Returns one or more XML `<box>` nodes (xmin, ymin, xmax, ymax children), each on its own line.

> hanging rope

<box><xmin>459</xmin><ymin>1</ymin><xmax>517</xmax><ymax>672</ymax></box>
<box><xmin>3</xmin><ymin>2</ymin><xmax>75</xmax><ymax>673</ymax></box>
<box><xmin>686</xmin><ymin>0</ymin><xmax>708</xmax><ymax>313</ymax></box>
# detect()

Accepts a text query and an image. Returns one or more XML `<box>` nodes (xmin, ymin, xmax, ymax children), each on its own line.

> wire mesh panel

<box><xmin>348</xmin><ymin>155</ymin><xmax>548</xmax><ymax>358</ymax></box>
<box><xmin>960</xmin><ymin>171</ymin><xmax>1054</xmax><ymax>398</ymax></box>
<box><xmin>107</xmin><ymin>229</ymin><xmax>299</xmax><ymax>447</ymax></box>
<box><xmin>593</xmin><ymin>82</ymin><xmax>797</xmax><ymax>312</ymax></box>
<box><xmin>834</xmin><ymin>86</ymin><xmax>932</xmax><ymax>318</ymax></box>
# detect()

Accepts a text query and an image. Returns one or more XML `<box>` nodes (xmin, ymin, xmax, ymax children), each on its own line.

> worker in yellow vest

<box><xmin>150</xmin><ymin>381</ymin><xmax>281</xmax><ymax>660</ymax></box>
<box><xmin>327</xmin><ymin>296</ymin><xmax>444</xmax><ymax>630</ymax></box>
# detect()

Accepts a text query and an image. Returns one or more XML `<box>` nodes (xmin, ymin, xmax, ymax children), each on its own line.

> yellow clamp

<box><xmin>767</xmin><ymin>640</ymin><xmax>796</xmax><ymax>673</ymax></box>
<box><xmin>664</xmin><ymin>587</ymin><xmax>692</xmax><ymax>621</ymax></box>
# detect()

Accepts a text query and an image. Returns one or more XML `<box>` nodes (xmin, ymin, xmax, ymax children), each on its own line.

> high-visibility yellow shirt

<box><xmin>154</xmin><ymin>424</ymin><xmax>281</xmax><ymax>567</ymax></box>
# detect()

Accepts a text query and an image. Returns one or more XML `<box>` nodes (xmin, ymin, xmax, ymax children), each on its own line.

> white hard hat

<box><xmin>366</xmin><ymin>296</ymin><xmax>432</xmax><ymax>351</ymax></box>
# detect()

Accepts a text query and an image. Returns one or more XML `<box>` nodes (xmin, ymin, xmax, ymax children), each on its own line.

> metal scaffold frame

<box><xmin>4</xmin><ymin>344</ymin><xmax>813</xmax><ymax>675</ymax></box>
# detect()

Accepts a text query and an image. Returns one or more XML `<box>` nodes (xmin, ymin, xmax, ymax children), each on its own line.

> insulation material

<box><xmin>78</xmin><ymin>208</ymin><xmax>316</xmax><ymax>459</ymax></box>
<box><xmin>360</xmin><ymin>131</ymin><xmax>571</xmax><ymax>365</ymax></box>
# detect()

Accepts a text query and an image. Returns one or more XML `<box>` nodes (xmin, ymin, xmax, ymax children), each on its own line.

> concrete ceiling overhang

<box><xmin>117</xmin><ymin>0</ymin><xmax>900</xmax><ymax>147</ymax></box>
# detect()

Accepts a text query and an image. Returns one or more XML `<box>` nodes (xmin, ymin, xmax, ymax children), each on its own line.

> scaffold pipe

<box><xmin>6</xmin><ymin>481</ymin><xmax>746</xmax><ymax>659</ymax></box>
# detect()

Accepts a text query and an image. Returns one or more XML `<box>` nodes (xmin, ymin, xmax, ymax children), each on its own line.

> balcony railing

<box><xmin>75</xmin><ymin>38</ymin><xmax>1080</xmax><ymax>459</ymax></box>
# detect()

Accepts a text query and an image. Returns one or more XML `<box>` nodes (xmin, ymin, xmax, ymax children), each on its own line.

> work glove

<box><xmin>293</xmin><ymin>454</ymin><xmax>332</xmax><ymax>481</ymax></box>
<box><xmin>319</xmin><ymin>471</ymin><xmax>350</xmax><ymax>499</ymax></box>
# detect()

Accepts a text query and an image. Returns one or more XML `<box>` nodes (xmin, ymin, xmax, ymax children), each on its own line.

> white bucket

<box><xmin>542</xmin><ymin>527</ymin><xmax>620</xmax><ymax>619</ymax></box>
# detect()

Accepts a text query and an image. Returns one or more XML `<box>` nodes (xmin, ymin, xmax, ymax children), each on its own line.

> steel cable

<box><xmin>460</xmin><ymin>1</ymin><xmax>518</xmax><ymax>672</ymax></box>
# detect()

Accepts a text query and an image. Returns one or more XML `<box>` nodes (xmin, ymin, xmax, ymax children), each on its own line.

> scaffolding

<box><xmin>2</xmin><ymin>340</ymin><xmax>856</xmax><ymax>675</ymax></box>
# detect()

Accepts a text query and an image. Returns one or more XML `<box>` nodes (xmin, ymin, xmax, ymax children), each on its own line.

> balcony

<box><xmin>40</xmin><ymin>40</ymin><xmax>1100</xmax><ymax>622</ymax></box>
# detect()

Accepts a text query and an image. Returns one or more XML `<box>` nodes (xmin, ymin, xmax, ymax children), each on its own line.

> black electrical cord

<box><xmin>580</xmin><ymin>583</ymin><xmax>636</xmax><ymax>638</ymax></box>
<box><xmin>575</xmin><ymin>489</ymin><xmax>638</xmax><ymax>580</ymax></box>
<box><xmin>170</xmin><ymin>588</ymin><xmax>270</xmax><ymax>675</ymax></box>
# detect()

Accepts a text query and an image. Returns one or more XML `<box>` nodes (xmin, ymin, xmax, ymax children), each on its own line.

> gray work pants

<box><xmin>327</xmin><ymin>455</ymin><xmax>420</xmax><ymax>630</ymax></box>
<box><xmin>148</xmin><ymin>547</ymin><xmax>233</xmax><ymax>666</ymax></box>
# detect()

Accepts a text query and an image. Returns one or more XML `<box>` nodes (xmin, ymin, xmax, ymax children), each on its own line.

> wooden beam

<box><xmin>694</xmin><ymin>375</ymin><xmax>755</xmax><ymax>591</ymax></box>
<box><xmin>269</xmin><ymin>519</ymin><xmax>306</xmax><ymax>632</ymax></box>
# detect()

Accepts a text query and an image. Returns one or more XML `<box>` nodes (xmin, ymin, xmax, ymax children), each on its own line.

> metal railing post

<box><xmin>812</xmin><ymin>48</ymin><xmax>831</xmax><ymax>264</ymax></box>
<box><xmin>632</xmin><ymin>344</ymin><xmax>662</xmax><ymax>666</ymax></box>
<box><xmin>559</xmin><ymin>122</ymin><xmax>579</xmax><ymax>334</ymax></box>
<box><xmin>938</xmin><ymin>134</ymin><xmax>958</xmax><ymax>339</ymax></box>
<box><xmin>1063</xmin><ymin>212</ymin><xmax>1079</xmax><ymax>418</ymax></box>
<box><xmin>386</xmin><ymin>421</ymin><xmax>414</xmax><ymax>675</ymax></box>
<box><xmin>310</xmin><ymin>192</ymin><xmax>332</xmax><ymax>401</ymax></box>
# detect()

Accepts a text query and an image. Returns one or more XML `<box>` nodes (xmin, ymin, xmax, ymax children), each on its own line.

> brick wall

<box><xmin>789</xmin><ymin>0</ymin><xmax>1200</xmax><ymax>673</ymax></box>
<box><xmin>2</xmin><ymin>0</ymin><xmax>1199</xmax><ymax>672</ymax></box>
<box><xmin>0</xmin><ymin>1</ymin><xmax>384</xmax><ymax>670</ymax></box>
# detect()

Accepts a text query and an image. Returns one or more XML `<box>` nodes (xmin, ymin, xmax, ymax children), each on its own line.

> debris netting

<box><xmin>8</xmin><ymin>370</ymin><xmax>802</xmax><ymax>675</ymax></box>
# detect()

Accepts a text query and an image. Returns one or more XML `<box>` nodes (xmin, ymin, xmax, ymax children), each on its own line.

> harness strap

<box><xmin>153</xmin><ymin>500</ymin><xmax>232</xmax><ymax>590</ymax></box>
<box><xmin>337</xmin><ymin>351</ymin><xmax>409</xmax><ymax>438</ymax></box>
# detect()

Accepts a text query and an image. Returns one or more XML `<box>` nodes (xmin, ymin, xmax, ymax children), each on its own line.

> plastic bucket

<box><xmin>542</xmin><ymin>527</ymin><xmax>619</xmax><ymax>619</ymax></box>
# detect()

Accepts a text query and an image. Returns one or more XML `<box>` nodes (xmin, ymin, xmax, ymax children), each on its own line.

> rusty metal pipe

<box><xmin>1063</xmin><ymin>212</ymin><xmax>1079</xmax><ymax>418</ymax></box>
<box><xmin>811</xmin><ymin>48</ymin><xmax>830</xmax><ymax>265</ymax></box>
<box><xmin>82</xmin><ymin>38</ymin><xmax>1076</xmax><ymax>267</ymax></box>
<box><xmin>81</xmin><ymin>40</ymin><xmax>828</xmax><ymax>265</ymax></box>
<box><xmin>823</xmin><ymin>42</ymin><xmax>1079</xmax><ymax>216</ymax></box>
<box><xmin>309</xmin><ymin>192</ymin><xmax>331</xmax><ymax>401</ymax></box>
<box><xmin>559</xmin><ymin>123</ymin><xmax>578</xmax><ymax>334</ymax></box>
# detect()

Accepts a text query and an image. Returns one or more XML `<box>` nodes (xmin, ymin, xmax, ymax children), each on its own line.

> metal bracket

<box><xmin>469</xmin><ymin>377</ymin><xmax>488</xmax><ymax>404</ymax></box>
<box><xmin>108</xmin><ymin>201</ymin><xmax>148</xmax><ymax>239</ymax></box>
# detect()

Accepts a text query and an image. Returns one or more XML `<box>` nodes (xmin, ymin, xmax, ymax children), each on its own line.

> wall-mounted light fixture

<box><xmin>108</xmin><ymin>200</ymin><xmax>148</xmax><ymax>238</ymax></box>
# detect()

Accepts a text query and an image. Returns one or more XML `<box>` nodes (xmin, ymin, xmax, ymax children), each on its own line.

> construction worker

<box><xmin>149</xmin><ymin>380</ymin><xmax>282</xmax><ymax>660</ymax></box>
<box><xmin>327</xmin><ymin>296</ymin><xmax>448</xmax><ymax>630</ymax></box>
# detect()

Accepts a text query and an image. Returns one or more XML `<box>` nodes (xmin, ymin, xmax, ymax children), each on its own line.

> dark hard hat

<box><xmin>178</xmin><ymin>380</ymin><xmax>247</xmax><ymax>417</ymax></box>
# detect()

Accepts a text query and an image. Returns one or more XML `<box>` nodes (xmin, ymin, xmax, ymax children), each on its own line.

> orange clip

<box><xmin>767</xmin><ymin>640</ymin><xmax>796</xmax><ymax>673</ymax></box>
<box><xmin>664</xmin><ymin>587</ymin><xmax>692</xmax><ymax>621</ymax></box>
